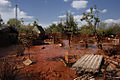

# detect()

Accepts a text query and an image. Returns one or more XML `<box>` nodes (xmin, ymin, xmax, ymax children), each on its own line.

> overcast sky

<box><xmin>0</xmin><ymin>0</ymin><xmax>120</xmax><ymax>27</ymax></box>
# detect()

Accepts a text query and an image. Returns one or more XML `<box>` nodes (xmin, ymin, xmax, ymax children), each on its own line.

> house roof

<box><xmin>33</xmin><ymin>25</ymin><xmax>45</xmax><ymax>34</ymax></box>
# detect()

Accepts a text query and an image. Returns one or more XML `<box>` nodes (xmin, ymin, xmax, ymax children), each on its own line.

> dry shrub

<box><xmin>0</xmin><ymin>60</ymin><xmax>19</xmax><ymax>80</ymax></box>
<box><xmin>16</xmin><ymin>45</ymin><xmax>25</xmax><ymax>57</ymax></box>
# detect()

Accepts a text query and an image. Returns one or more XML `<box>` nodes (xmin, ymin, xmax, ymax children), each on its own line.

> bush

<box><xmin>16</xmin><ymin>45</ymin><xmax>25</xmax><ymax>57</ymax></box>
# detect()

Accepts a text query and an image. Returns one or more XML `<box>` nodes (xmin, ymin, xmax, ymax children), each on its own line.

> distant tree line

<box><xmin>45</xmin><ymin>12</ymin><xmax>78</xmax><ymax>34</ymax></box>
<box><xmin>45</xmin><ymin>12</ymin><xmax>120</xmax><ymax>36</ymax></box>
<box><xmin>6</xmin><ymin>18</ymin><xmax>39</xmax><ymax>33</ymax></box>
<box><xmin>0</xmin><ymin>12</ymin><xmax>120</xmax><ymax>36</ymax></box>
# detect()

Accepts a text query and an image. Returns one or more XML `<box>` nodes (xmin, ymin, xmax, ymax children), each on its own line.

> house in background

<box><xmin>32</xmin><ymin>25</ymin><xmax>45</xmax><ymax>44</ymax></box>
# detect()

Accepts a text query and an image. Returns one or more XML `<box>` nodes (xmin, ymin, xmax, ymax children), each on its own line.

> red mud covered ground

<box><xmin>0</xmin><ymin>45</ymin><xmax>16</xmax><ymax>58</ymax></box>
<box><xmin>0</xmin><ymin>43</ymin><xmax>98</xmax><ymax>80</ymax></box>
<box><xmin>22</xmin><ymin>44</ymin><xmax>77</xmax><ymax>80</ymax></box>
<box><xmin>18</xmin><ymin>43</ymin><xmax>97</xmax><ymax>80</ymax></box>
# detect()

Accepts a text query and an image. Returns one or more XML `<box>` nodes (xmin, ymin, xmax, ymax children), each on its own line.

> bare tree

<box><xmin>81</xmin><ymin>6</ymin><xmax>103</xmax><ymax>49</ymax></box>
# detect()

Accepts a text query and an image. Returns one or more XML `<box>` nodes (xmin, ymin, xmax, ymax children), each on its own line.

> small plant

<box><xmin>18</xmin><ymin>33</ymin><xmax>37</xmax><ymax>58</ymax></box>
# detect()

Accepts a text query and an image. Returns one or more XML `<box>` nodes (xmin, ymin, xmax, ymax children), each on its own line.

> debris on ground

<box><xmin>59</xmin><ymin>43</ymin><xmax>63</xmax><ymax>47</ymax></box>
<box><xmin>72</xmin><ymin>54</ymin><xmax>103</xmax><ymax>74</ymax></box>
<box><xmin>23</xmin><ymin>58</ymin><xmax>33</xmax><ymax>66</ymax></box>
<box><xmin>1</xmin><ymin>37</ymin><xmax>120</xmax><ymax>80</ymax></box>
<box><xmin>72</xmin><ymin>53</ymin><xmax>120</xmax><ymax>80</ymax></box>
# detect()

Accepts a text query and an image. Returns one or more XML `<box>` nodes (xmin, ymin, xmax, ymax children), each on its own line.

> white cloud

<box><xmin>52</xmin><ymin>21</ymin><xmax>58</xmax><ymax>24</ymax></box>
<box><xmin>64</xmin><ymin>0</ymin><xmax>68</xmax><ymax>2</ymax></box>
<box><xmin>71</xmin><ymin>0</ymin><xmax>88</xmax><ymax>10</ymax></box>
<box><xmin>99</xmin><ymin>9</ymin><xmax>107</xmax><ymax>13</ymax></box>
<box><xmin>104</xmin><ymin>19</ymin><xmax>120</xmax><ymax>24</ymax></box>
<box><xmin>39</xmin><ymin>23</ymin><xmax>50</xmax><ymax>28</ymax></box>
<box><xmin>74</xmin><ymin>15</ymin><xmax>82</xmax><ymax>22</ymax></box>
<box><xmin>0</xmin><ymin>0</ymin><xmax>34</xmax><ymax>23</ymax></box>
<box><xmin>15</xmin><ymin>8</ymin><xmax>34</xmax><ymax>19</ymax></box>
<box><xmin>68</xmin><ymin>10</ymin><xmax>75</xmax><ymax>15</ymax></box>
<box><xmin>58</xmin><ymin>14</ymin><xmax>87</xmax><ymax>27</ymax></box>
<box><xmin>86</xmin><ymin>8</ymin><xmax>95</xmax><ymax>13</ymax></box>
<box><xmin>58</xmin><ymin>10</ymin><xmax>75</xmax><ymax>19</ymax></box>
<box><xmin>86</xmin><ymin>8</ymin><xmax>107</xmax><ymax>13</ymax></box>
<box><xmin>58</xmin><ymin>15</ymin><xmax>66</xmax><ymax>19</ymax></box>
<box><xmin>74</xmin><ymin>15</ymin><xmax>87</xmax><ymax>27</ymax></box>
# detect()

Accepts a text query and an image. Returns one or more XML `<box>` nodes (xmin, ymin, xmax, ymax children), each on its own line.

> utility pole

<box><xmin>0</xmin><ymin>14</ymin><xmax>3</xmax><ymax>26</ymax></box>
<box><xmin>15</xmin><ymin>0</ymin><xmax>18</xmax><ymax>27</ymax></box>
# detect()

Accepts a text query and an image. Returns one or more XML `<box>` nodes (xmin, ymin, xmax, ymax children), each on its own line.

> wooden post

<box><xmin>65</xmin><ymin>51</ymin><xmax>69</xmax><ymax>63</ymax></box>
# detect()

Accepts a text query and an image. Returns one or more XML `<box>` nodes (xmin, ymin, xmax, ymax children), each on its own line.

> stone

<box><xmin>59</xmin><ymin>44</ymin><xmax>62</xmax><ymax>47</ymax></box>
<box><xmin>23</xmin><ymin>58</ymin><xmax>33</xmax><ymax>66</ymax></box>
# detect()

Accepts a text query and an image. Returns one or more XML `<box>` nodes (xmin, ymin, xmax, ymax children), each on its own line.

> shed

<box><xmin>72</xmin><ymin>54</ymin><xmax>103</xmax><ymax>73</ymax></box>
<box><xmin>32</xmin><ymin>25</ymin><xmax>45</xmax><ymax>35</ymax></box>
<box><xmin>32</xmin><ymin>25</ymin><xmax>45</xmax><ymax>44</ymax></box>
